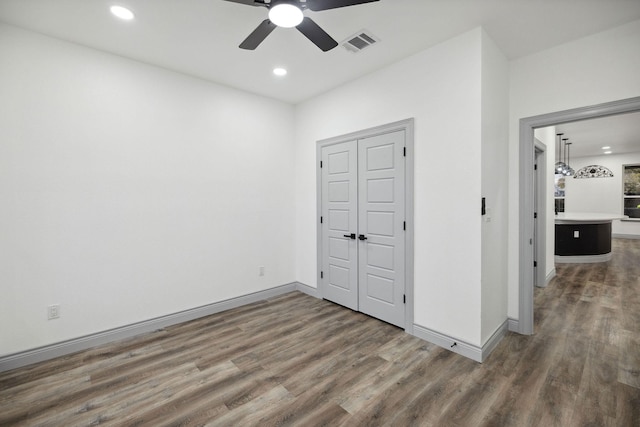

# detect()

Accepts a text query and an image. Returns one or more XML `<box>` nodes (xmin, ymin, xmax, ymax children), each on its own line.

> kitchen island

<box><xmin>555</xmin><ymin>212</ymin><xmax>627</xmax><ymax>263</ymax></box>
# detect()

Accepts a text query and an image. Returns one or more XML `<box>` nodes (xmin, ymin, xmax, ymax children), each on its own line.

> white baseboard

<box><xmin>413</xmin><ymin>326</ymin><xmax>481</xmax><ymax>362</ymax></box>
<box><xmin>546</xmin><ymin>268</ymin><xmax>556</xmax><ymax>286</ymax></box>
<box><xmin>0</xmin><ymin>283</ymin><xmax>299</xmax><ymax>373</ymax></box>
<box><xmin>412</xmin><ymin>320</ymin><xmax>508</xmax><ymax>363</ymax></box>
<box><xmin>537</xmin><ymin>268</ymin><xmax>556</xmax><ymax>288</ymax></box>
<box><xmin>295</xmin><ymin>282</ymin><xmax>320</xmax><ymax>298</ymax></box>
<box><xmin>555</xmin><ymin>253</ymin><xmax>612</xmax><ymax>263</ymax></box>
<box><xmin>2</xmin><ymin>281</ymin><xmax>508</xmax><ymax>372</ymax></box>
<box><xmin>508</xmin><ymin>317</ymin><xmax>519</xmax><ymax>332</ymax></box>
<box><xmin>481</xmin><ymin>320</ymin><xmax>508</xmax><ymax>361</ymax></box>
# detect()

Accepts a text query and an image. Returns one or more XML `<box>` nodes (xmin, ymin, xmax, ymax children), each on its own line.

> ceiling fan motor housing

<box><xmin>225</xmin><ymin>0</ymin><xmax>380</xmax><ymax>51</ymax></box>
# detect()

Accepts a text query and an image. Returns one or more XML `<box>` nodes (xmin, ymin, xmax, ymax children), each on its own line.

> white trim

<box><xmin>507</xmin><ymin>317</ymin><xmax>519</xmax><ymax>332</ymax></box>
<box><xmin>554</xmin><ymin>253</ymin><xmax>612</xmax><ymax>263</ymax></box>
<box><xmin>0</xmin><ymin>283</ymin><xmax>298</xmax><ymax>373</ymax></box>
<box><xmin>481</xmin><ymin>320</ymin><xmax>509</xmax><ymax>362</ymax></box>
<box><xmin>613</xmin><ymin>233</ymin><xmax>640</xmax><ymax>239</ymax></box>
<box><xmin>537</xmin><ymin>268</ymin><xmax>556</xmax><ymax>288</ymax></box>
<box><xmin>2</xmin><ymin>280</ymin><xmax>509</xmax><ymax>373</ymax></box>
<box><xmin>413</xmin><ymin>325</ymin><xmax>482</xmax><ymax>362</ymax></box>
<box><xmin>413</xmin><ymin>322</ymin><xmax>511</xmax><ymax>363</ymax></box>
<box><xmin>519</xmin><ymin>96</ymin><xmax>640</xmax><ymax>336</ymax></box>
<box><xmin>295</xmin><ymin>282</ymin><xmax>321</xmax><ymax>298</ymax></box>
<box><xmin>534</xmin><ymin>143</ymin><xmax>547</xmax><ymax>289</ymax></box>
<box><xmin>544</xmin><ymin>268</ymin><xmax>556</xmax><ymax>287</ymax></box>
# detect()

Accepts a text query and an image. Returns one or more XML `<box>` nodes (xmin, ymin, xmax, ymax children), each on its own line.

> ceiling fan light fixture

<box><xmin>268</xmin><ymin>4</ymin><xmax>304</xmax><ymax>28</ymax></box>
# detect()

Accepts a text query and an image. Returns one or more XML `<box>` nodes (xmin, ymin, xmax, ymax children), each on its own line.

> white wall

<box><xmin>0</xmin><ymin>24</ymin><xmax>296</xmax><ymax>356</ymax></box>
<box><xmin>8</xmin><ymin>15</ymin><xmax>638</xmax><ymax>359</ymax></box>
<box><xmin>508</xmin><ymin>19</ymin><xmax>640</xmax><ymax>319</ymax></box>
<box><xmin>295</xmin><ymin>28</ymin><xmax>486</xmax><ymax>346</ymax></box>
<box><xmin>480</xmin><ymin>31</ymin><xmax>509</xmax><ymax>344</ymax></box>
<box><xmin>565</xmin><ymin>152</ymin><xmax>640</xmax><ymax>236</ymax></box>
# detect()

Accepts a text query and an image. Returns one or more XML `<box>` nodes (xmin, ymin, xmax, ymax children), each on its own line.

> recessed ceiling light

<box><xmin>268</xmin><ymin>4</ymin><xmax>304</xmax><ymax>28</ymax></box>
<box><xmin>110</xmin><ymin>5</ymin><xmax>135</xmax><ymax>21</ymax></box>
<box><xmin>601</xmin><ymin>146</ymin><xmax>611</xmax><ymax>150</ymax></box>
<box><xmin>273</xmin><ymin>67</ymin><xmax>287</xmax><ymax>76</ymax></box>
<box><xmin>604</xmin><ymin>151</ymin><xmax>612</xmax><ymax>154</ymax></box>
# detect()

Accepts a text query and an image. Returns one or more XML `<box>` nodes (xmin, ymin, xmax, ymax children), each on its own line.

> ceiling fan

<box><xmin>224</xmin><ymin>0</ymin><xmax>380</xmax><ymax>52</ymax></box>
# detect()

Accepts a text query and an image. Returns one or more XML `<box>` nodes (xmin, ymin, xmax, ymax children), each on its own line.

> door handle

<box><xmin>343</xmin><ymin>233</ymin><xmax>356</xmax><ymax>239</ymax></box>
<box><xmin>358</xmin><ymin>234</ymin><xmax>368</xmax><ymax>241</ymax></box>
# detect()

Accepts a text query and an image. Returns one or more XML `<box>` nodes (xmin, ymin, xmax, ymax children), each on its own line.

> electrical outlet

<box><xmin>259</xmin><ymin>266</ymin><xmax>265</xmax><ymax>276</ymax></box>
<box><xmin>48</xmin><ymin>304</ymin><xmax>60</xmax><ymax>320</ymax></box>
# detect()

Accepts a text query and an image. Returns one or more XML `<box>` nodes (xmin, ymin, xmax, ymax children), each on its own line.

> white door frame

<box><xmin>316</xmin><ymin>118</ymin><xmax>415</xmax><ymax>334</ymax></box>
<box><xmin>518</xmin><ymin>96</ymin><xmax>640</xmax><ymax>335</ymax></box>
<box><xmin>534</xmin><ymin>142</ymin><xmax>547</xmax><ymax>288</ymax></box>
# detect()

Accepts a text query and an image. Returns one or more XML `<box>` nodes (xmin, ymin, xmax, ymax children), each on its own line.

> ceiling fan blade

<box><xmin>305</xmin><ymin>0</ymin><xmax>379</xmax><ymax>12</ymax></box>
<box><xmin>239</xmin><ymin>19</ymin><xmax>277</xmax><ymax>50</ymax></box>
<box><xmin>223</xmin><ymin>0</ymin><xmax>263</xmax><ymax>6</ymax></box>
<box><xmin>296</xmin><ymin>17</ymin><xmax>338</xmax><ymax>52</ymax></box>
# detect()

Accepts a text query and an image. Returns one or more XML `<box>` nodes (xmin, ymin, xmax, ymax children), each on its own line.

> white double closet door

<box><xmin>320</xmin><ymin>130</ymin><xmax>406</xmax><ymax>328</ymax></box>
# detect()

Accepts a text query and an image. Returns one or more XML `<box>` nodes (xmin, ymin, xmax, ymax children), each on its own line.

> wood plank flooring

<box><xmin>1</xmin><ymin>238</ymin><xmax>639</xmax><ymax>426</ymax></box>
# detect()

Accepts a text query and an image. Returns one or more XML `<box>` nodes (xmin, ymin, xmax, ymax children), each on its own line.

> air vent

<box><xmin>342</xmin><ymin>30</ymin><xmax>379</xmax><ymax>53</ymax></box>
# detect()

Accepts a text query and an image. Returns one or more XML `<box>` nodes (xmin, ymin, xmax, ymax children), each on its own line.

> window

<box><xmin>623</xmin><ymin>164</ymin><xmax>640</xmax><ymax>220</ymax></box>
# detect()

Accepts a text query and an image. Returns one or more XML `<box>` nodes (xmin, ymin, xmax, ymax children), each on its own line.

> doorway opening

<box><xmin>518</xmin><ymin>96</ymin><xmax>640</xmax><ymax>335</ymax></box>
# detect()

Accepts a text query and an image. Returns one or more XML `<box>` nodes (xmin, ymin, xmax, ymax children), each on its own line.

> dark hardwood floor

<box><xmin>1</xmin><ymin>239</ymin><xmax>639</xmax><ymax>426</ymax></box>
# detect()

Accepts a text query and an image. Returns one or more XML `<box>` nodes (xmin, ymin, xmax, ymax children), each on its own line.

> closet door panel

<box><xmin>321</xmin><ymin>140</ymin><xmax>359</xmax><ymax>310</ymax></box>
<box><xmin>358</xmin><ymin>130</ymin><xmax>405</xmax><ymax>328</ymax></box>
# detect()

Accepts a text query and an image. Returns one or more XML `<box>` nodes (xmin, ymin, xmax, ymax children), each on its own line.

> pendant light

<box><xmin>555</xmin><ymin>133</ymin><xmax>566</xmax><ymax>173</ymax></box>
<box><xmin>564</xmin><ymin>140</ymin><xmax>574</xmax><ymax>176</ymax></box>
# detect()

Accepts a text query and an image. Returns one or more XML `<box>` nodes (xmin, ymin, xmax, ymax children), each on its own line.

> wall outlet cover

<box><xmin>47</xmin><ymin>304</ymin><xmax>60</xmax><ymax>320</ymax></box>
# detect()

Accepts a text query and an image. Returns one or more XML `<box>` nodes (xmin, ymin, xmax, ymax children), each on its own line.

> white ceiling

<box><xmin>553</xmin><ymin>111</ymin><xmax>640</xmax><ymax>160</ymax></box>
<box><xmin>2</xmin><ymin>0</ymin><xmax>640</xmax><ymax>104</ymax></box>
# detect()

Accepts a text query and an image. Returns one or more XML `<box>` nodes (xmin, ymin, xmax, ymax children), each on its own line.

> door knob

<box><xmin>343</xmin><ymin>233</ymin><xmax>356</xmax><ymax>239</ymax></box>
<box><xmin>358</xmin><ymin>234</ymin><xmax>368</xmax><ymax>240</ymax></box>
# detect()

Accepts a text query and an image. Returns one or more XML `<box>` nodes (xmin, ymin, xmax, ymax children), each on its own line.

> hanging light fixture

<box><xmin>563</xmin><ymin>139</ymin><xmax>574</xmax><ymax>176</ymax></box>
<box><xmin>554</xmin><ymin>133</ymin><xmax>575</xmax><ymax>177</ymax></box>
<box><xmin>555</xmin><ymin>133</ymin><xmax>567</xmax><ymax>174</ymax></box>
